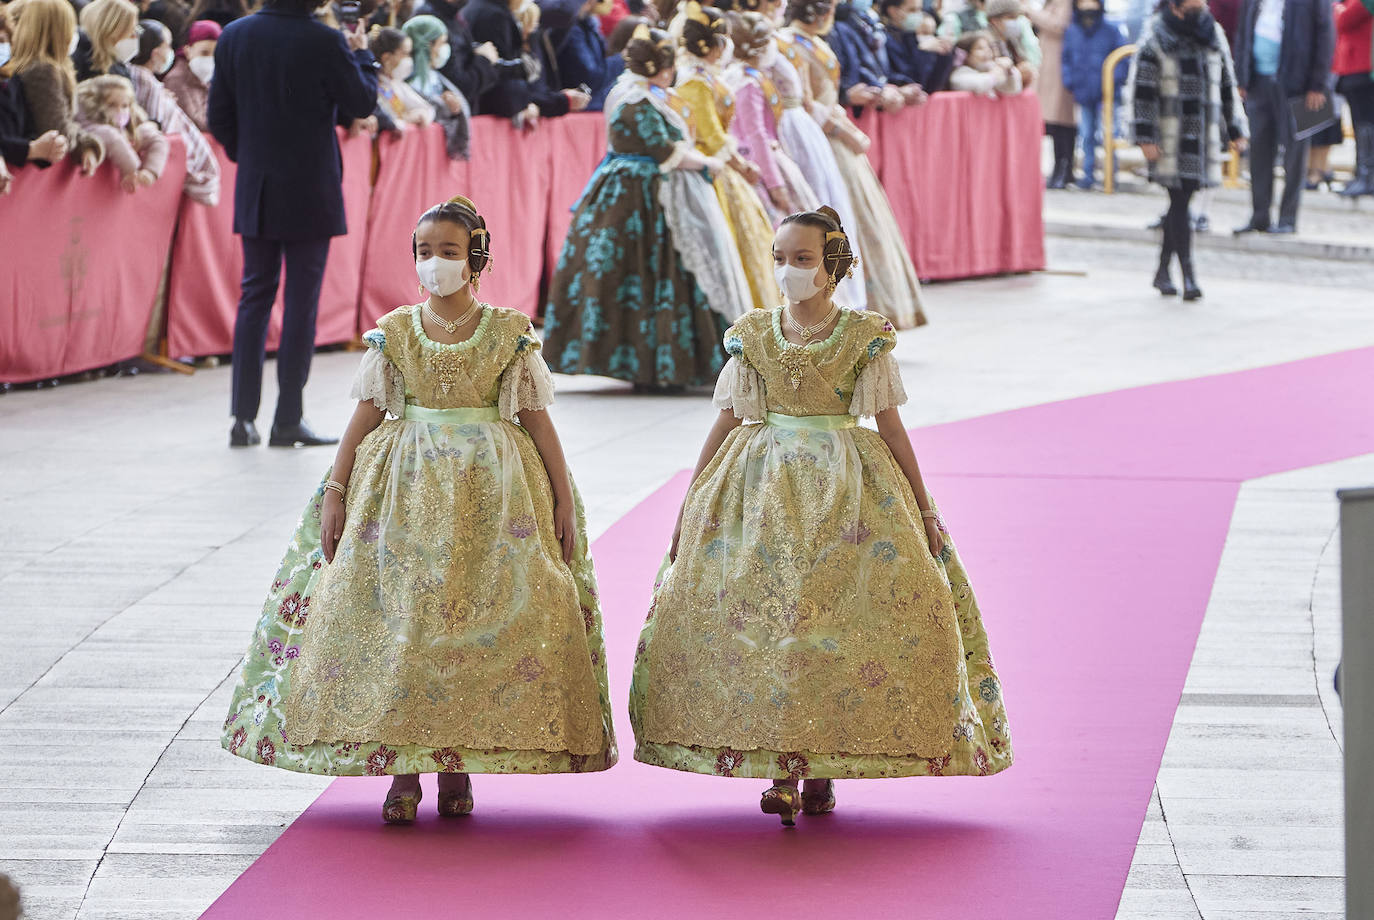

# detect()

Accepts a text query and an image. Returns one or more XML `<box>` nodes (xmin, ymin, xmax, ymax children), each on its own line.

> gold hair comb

<box><xmin>631</xmin><ymin>21</ymin><xmax>653</xmax><ymax>40</ymax></box>
<box><xmin>686</xmin><ymin>1</ymin><xmax>711</xmax><ymax>24</ymax></box>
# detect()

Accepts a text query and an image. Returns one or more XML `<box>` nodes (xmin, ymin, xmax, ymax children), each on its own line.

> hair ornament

<box><xmin>686</xmin><ymin>0</ymin><xmax>711</xmax><ymax>24</ymax></box>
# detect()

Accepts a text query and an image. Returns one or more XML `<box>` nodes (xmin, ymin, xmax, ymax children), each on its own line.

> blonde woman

<box><xmin>2</xmin><ymin>0</ymin><xmax>105</xmax><ymax>174</ymax></box>
<box><xmin>75</xmin><ymin>0</ymin><xmax>140</xmax><ymax>80</ymax></box>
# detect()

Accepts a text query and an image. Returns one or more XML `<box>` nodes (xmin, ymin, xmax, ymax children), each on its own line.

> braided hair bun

<box><xmin>780</xmin><ymin>205</ymin><xmax>856</xmax><ymax>283</ymax></box>
<box><xmin>731</xmin><ymin>11</ymin><xmax>773</xmax><ymax>60</ymax></box>
<box><xmin>413</xmin><ymin>195</ymin><xmax>492</xmax><ymax>276</ymax></box>
<box><xmin>680</xmin><ymin>1</ymin><xmax>727</xmax><ymax>58</ymax></box>
<box><xmin>623</xmin><ymin>23</ymin><xmax>676</xmax><ymax>75</ymax></box>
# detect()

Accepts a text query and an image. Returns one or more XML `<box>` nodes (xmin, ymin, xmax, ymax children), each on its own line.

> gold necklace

<box><xmin>784</xmin><ymin>303</ymin><xmax>839</xmax><ymax>343</ymax></box>
<box><xmin>424</xmin><ymin>298</ymin><xmax>480</xmax><ymax>336</ymax></box>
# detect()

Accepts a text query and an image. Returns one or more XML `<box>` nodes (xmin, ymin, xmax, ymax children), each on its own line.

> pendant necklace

<box><xmin>784</xmin><ymin>302</ymin><xmax>839</xmax><ymax>343</ymax></box>
<box><xmin>424</xmin><ymin>298</ymin><xmax>479</xmax><ymax>336</ymax></box>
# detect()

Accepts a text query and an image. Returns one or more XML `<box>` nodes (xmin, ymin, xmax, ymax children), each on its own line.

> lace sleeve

<box><xmin>712</xmin><ymin>356</ymin><xmax>767</xmax><ymax>421</ymax></box>
<box><xmin>348</xmin><ymin>342</ymin><xmax>406</xmax><ymax>418</ymax></box>
<box><xmin>499</xmin><ymin>327</ymin><xmax>557</xmax><ymax>421</ymax></box>
<box><xmin>849</xmin><ymin>351</ymin><xmax>908</xmax><ymax>418</ymax></box>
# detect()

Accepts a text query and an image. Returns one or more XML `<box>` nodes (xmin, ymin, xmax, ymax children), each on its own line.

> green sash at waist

<box><xmin>765</xmin><ymin>412</ymin><xmax>858</xmax><ymax>431</ymax></box>
<box><xmin>403</xmin><ymin>405</ymin><xmax>502</xmax><ymax>425</ymax></box>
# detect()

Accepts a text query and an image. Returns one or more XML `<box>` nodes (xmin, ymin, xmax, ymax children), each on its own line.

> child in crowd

<box><xmin>949</xmin><ymin>30</ymin><xmax>1022</xmax><ymax>94</ymax></box>
<box><xmin>74</xmin><ymin>74</ymin><xmax>168</xmax><ymax>192</ymax></box>
<box><xmin>372</xmin><ymin>26</ymin><xmax>437</xmax><ymax>129</ymax></box>
<box><xmin>221</xmin><ymin>197</ymin><xmax>617</xmax><ymax>823</ymax></box>
<box><xmin>1061</xmin><ymin>0</ymin><xmax>1125</xmax><ymax>188</ymax></box>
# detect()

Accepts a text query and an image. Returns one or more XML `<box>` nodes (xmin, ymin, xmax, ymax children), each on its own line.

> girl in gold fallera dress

<box><xmin>629</xmin><ymin>208</ymin><xmax>1012</xmax><ymax>826</ymax></box>
<box><xmin>674</xmin><ymin>2</ymin><xmax>783</xmax><ymax>311</ymax></box>
<box><xmin>221</xmin><ymin>198</ymin><xmax>617</xmax><ymax>824</ymax></box>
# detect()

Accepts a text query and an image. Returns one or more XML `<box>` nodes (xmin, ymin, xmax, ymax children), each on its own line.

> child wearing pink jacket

<box><xmin>75</xmin><ymin>75</ymin><xmax>169</xmax><ymax>193</ymax></box>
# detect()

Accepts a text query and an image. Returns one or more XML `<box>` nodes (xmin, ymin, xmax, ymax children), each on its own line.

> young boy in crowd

<box><xmin>1061</xmin><ymin>0</ymin><xmax>1126</xmax><ymax>188</ymax></box>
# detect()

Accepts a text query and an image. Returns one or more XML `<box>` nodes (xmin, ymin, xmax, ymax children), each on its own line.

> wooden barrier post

<box><xmin>1101</xmin><ymin>44</ymin><xmax>1136</xmax><ymax>196</ymax></box>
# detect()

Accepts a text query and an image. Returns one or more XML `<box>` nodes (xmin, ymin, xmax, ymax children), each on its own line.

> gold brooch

<box><xmin>429</xmin><ymin>350</ymin><xmax>468</xmax><ymax>396</ymax></box>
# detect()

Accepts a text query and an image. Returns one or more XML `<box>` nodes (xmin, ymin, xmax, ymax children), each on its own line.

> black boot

<box><xmin>1047</xmin><ymin>158</ymin><xmax>1070</xmax><ymax>189</ymax></box>
<box><xmin>1153</xmin><ymin>223</ymin><xmax>1177</xmax><ymax>296</ymax></box>
<box><xmin>1179</xmin><ymin>258</ymin><xmax>1202</xmax><ymax>301</ymax></box>
<box><xmin>1340</xmin><ymin>124</ymin><xmax>1374</xmax><ymax>198</ymax></box>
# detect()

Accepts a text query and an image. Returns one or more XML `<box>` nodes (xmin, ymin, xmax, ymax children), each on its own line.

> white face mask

<box><xmin>69</xmin><ymin>32</ymin><xmax>80</xmax><ymax>56</ymax></box>
<box><xmin>432</xmin><ymin>42</ymin><xmax>452</xmax><ymax>70</ymax></box>
<box><xmin>0</xmin><ymin>42</ymin><xmax>11</xmax><ymax>69</ymax></box>
<box><xmin>155</xmin><ymin>48</ymin><xmax>174</xmax><ymax>73</ymax></box>
<box><xmin>774</xmin><ymin>262</ymin><xmax>824</xmax><ymax>303</ymax></box>
<box><xmin>188</xmin><ymin>55</ymin><xmax>215</xmax><ymax>84</ymax></box>
<box><xmin>416</xmin><ymin>256</ymin><xmax>470</xmax><ymax>297</ymax></box>
<box><xmin>114</xmin><ymin>36</ymin><xmax>140</xmax><ymax>63</ymax></box>
<box><xmin>392</xmin><ymin>55</ymin><xmax>414</xmax><ymax>80</ymax></box>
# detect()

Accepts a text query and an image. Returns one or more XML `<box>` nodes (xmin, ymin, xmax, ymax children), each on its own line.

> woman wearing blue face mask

<box><xmin>128</xmin><ymin>19</ymin><xmax>222</xmax><ymax>206</ymax></box>
<box><xmin>221</xmin><ymin>196</ymin><xmax>618</xmax><ymax>824</ymax></box>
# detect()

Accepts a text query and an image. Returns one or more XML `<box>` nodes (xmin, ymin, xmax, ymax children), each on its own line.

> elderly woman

<box><xmin>1126</xmin><ymin>0</ymin><xmax>1246</xmax><ymax>301</ymax></box>
<box><xmin>129</xmin><ymin>18</ymin><xmax>221</xmax><ymax>204</ymax></box>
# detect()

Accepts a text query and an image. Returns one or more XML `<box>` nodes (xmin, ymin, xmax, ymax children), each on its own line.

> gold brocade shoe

<box><xmin>760</xmin><ymin>785</ymin><xmax>802</xmax><ymax>827</ymax></box>
<box><xmin>437</xmin><ymin>776</ymin><xmax>474</xmax><ymax>818</ymax></box>
<box><xmin>801</xmin><ymin>779</ymin><xmax>836</xmax><ymax>816</ymax></box>
<box><xmin>382</xmin><ymin>788</ymin><xmax>422</xmax><ymax>825</ymax></box>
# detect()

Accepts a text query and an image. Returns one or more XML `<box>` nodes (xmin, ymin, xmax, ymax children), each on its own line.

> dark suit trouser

<box><xmin>230</xmin><ymin>236</ymin><xmax>331</xmax><ymax>427</ymax></box>
<box><xmin>1245</xmin><ymin>72</ymin><xmax>1309</xmax><ymax>227</ymax></box>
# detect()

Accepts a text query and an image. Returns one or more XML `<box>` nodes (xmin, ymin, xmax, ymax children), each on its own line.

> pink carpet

<box><xmin>201</xmin><ymin>348</ymin><xmax>1374</xmax><ymax>920</ymax></box>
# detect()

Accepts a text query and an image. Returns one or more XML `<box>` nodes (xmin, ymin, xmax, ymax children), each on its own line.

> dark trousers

<box><xmin>1244</xmin><ymin>72</ymin><xmax>1309</xmax><ymax>227</ymax></box>
<box><xmin>230</xmin><ymin>236</ymin><xmax>331</xmax><ymax>427</ymax></box>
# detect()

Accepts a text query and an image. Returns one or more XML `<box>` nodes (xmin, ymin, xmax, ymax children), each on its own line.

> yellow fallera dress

<box><xmin>221</xmin><ymin>304</ymin><xmax>617</xmax><ymax>776</ymax></box>
<box><xmin>629</xmin><ymin>307</ymin><xmax>1011</xmax><ymax>779</ymax></box>
<box><xmin>675</xmin><ymin>61</ymin><xmax>782</xmax><ymax>312</ymax></box>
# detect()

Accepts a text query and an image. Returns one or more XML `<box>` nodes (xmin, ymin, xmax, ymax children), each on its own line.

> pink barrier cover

<box><xmin>358</xmin><ymin>118</ymin><xmax>565</xmax><ymax>327</ymax></box>
<box><xmin>164</xmin><ymin>129</ymin><xmax>372</xmax><ymax>358</ymax></box>
<box><xmin>0</xmin><ymin>139</ymin><xmax>187</xmax><ymax>384</ymax></box>
<box><xmin>866</xmin><ymin>92</ymin><xmax>1046</xmax><ymax>281</ymax></box>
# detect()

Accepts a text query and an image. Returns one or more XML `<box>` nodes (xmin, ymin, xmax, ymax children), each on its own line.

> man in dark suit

<box><xmin>207</xmin><ymin>0</ymin><xmax>379</xmax><ymax>448</ymax></box>
<box><xmin>1231</xmin><ymin>0</ymin><xmax>1334</xmax><ymax>234</ymax></box>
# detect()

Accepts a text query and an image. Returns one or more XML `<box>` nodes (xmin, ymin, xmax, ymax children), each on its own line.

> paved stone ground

<box><xmin>1</xmin><ymin>230</ymin><xmax>1369</xmax><ymax>919</ymax></box>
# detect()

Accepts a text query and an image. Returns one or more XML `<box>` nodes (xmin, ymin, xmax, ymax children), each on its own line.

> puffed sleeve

<box><xmin>849</xmin><ymin>316</ymin><xmax>907</xmax><ymax>418</ymax></box>
<box><xmin>712</xmin><ymin>325</ymin><xmax>767</xmax><ymax>421</ymax></box>
<box><xmin>349</xmin><ymin>328</ymin><xmax>406</xmax><ymax>418</ymax></box>
<box><xmin>499</xmin><ymin>322</ymin><xmax>557</xmax><ymax>422</ymax></box>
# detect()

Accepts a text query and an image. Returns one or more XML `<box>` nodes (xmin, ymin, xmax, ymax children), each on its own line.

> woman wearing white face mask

<box><xmin>631</xmin><ymin>206</ymin><xmax>1013</xmax><ymax>826</ymax></box>
<box><xmin>402</xmin><ymin>15</ymin><xmax>473</xmax><ymax>158</ymax></box>
<box><xmin>128</xmin><ymin>19</ymin><xmax>220</xmax><ymax>206</ymax></box>
<box><xmin>75</xmin><ymin>0</ymin><xmax>141</xmax><ymax>80</ymax></box>
<box><xmin>163</xmin><ymin>18</ymin><xmax>220</xmax><ymax>132</ymax></box>
<box><xmin>371</xmin><ymin>27</ymin><xmax>437</xmax><ymax>130</ymax></box>
<box><xmin>221</xmin><ymin>196</ymin><xmax>619</xmax><ymax>824</ymax></box>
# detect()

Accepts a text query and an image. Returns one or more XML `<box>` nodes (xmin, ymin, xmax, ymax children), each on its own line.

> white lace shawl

<box><xmin>498</xmin><ymin>349</ymin><xmax>556</xmax><ymax>422</ymax></box>
<box><xmin>349</xmin><ymin>348</ymin><xmax>406</xmax><ymax>418</ymax></box>
<box><xmin>849</xmin><ymin>351</ymin><xmax>908</xmax><ymax>418</ymax></box>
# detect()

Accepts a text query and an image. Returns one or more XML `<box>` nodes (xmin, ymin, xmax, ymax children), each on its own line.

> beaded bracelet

<box><xmin>324</xmin><ymin>480</ymin><xmax>347</xmax><ymax>499</ymax></box>
<box><xmin>920</xmin><ymin>509</ymin><xmax>939</xmax><ymax>520</ymax></box>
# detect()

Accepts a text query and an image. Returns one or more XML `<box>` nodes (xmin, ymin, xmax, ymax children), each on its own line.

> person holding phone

<box><xmin>208</xmin><ymin>0</ymin><xmax>380</xmax><ymax>449</ymax></box>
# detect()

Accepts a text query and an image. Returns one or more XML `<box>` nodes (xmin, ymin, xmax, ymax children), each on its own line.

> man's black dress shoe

<box><xmin>230</xmin><ymin>419</ymin><xmax>261</xmax><ymax>448</ymax></box>
<box><xmin>1232</xmin><ymin>219</ymin><xmax>1270</xmax><ymax>235</ymax></box>
<box><xmin>269</xmin><ymin>422</ymin><xmax>339</xmax><ymax>448</ymax></box>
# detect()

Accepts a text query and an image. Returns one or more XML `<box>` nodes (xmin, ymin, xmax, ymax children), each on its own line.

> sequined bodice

<box><xmin>726</xmin><ymin>307</ymin><xmax>896</xmax><ymax>417</ymax></box>
<box><xmin>374</xmin><ymin>304</ymin><xmax>537</xmax><ymax>410</ymax></box>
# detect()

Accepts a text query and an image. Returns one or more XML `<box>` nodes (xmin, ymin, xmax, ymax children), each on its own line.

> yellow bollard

<box><xmin>1101</xmin><ymin>44</ymin><xmax>1137</xmax><ymax>195</ymax></box>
